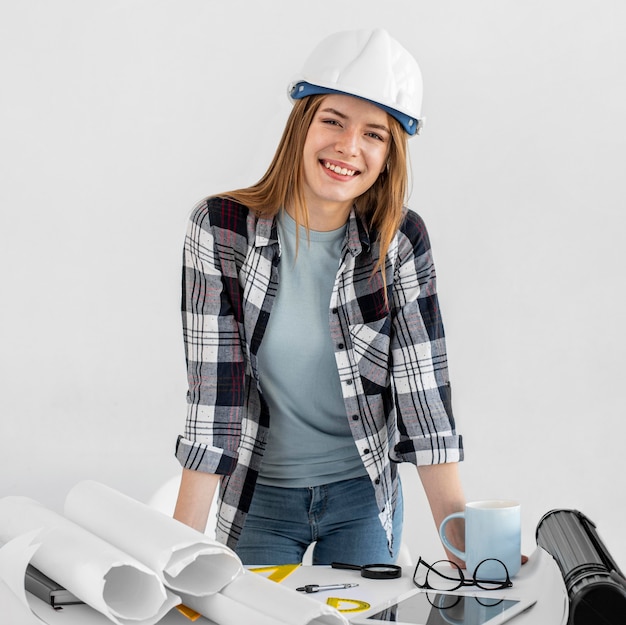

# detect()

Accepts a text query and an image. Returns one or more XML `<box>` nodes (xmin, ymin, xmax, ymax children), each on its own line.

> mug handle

<box><xmin>439</xmin><ymin>512</ymin><xmax>466</xmax><ymax>562</ymax></box>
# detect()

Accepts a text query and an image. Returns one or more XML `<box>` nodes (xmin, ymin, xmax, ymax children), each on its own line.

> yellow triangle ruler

<box><xmin>175</xmin><ymin>604</ymin><xmax>202</xmax><ymax>621</ymax></box>
<box><xmin>326</xmin><ymin>597</ymin><xmax>371</xmax><ymax>613</ymax></box>
<box><xmin>249</xmin><ymin>563</ymin><xmax>301</xmax><ymax>583</ymax></box>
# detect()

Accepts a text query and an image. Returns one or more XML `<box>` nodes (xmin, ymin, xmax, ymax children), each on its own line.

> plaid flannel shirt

<box><xmin>176</xmin><ymin>196</ymin><xmax>463</xmax><ymax>551</ymax></box>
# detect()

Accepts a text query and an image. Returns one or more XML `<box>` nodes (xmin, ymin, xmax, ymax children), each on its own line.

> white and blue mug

<box><xmin>439</xmin><ymin>500</ymin><xmax>521</xmax><ymax>580</ymax></box>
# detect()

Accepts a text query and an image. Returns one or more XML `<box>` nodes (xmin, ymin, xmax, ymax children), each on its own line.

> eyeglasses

<box><xmin>413</xmin><ymin>556</ymin><xmax>512</xmax><ymax>592</ymax></box>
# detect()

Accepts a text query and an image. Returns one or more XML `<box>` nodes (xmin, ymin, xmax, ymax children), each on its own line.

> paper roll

<box><xmin>183</xmin><ymin>570</ymin><xmax>349</xmax><ymax>625</ymax></box>
<box><xmin>0</xmin><ymin>530</ymin><xmax>47</xmax><ymax>625</ymax></box>
<box><xmin>64</xmin><ymin>480</ymin><xmax>243</xmax><ymax>596</ymax></box>
<box><xmin>186</xmin><ymin>592</ymin><xmax>286</xmax><ymax>625</ymax></box>
<box><xmin>0</xmin><ymin>496</ymin><xmax>179</xmax><ymax>625</ymax></box>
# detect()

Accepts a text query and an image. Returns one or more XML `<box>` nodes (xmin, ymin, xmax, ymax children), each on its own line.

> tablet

<box><xmin>351</xmin><ymin>589</ymin><xmax>536</xmax><ymax>625</ymax></box>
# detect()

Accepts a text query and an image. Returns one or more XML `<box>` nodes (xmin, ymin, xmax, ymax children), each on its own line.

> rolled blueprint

<box><xmin>64</xmin><ymin>480</ymin><xmax>243</xmax><ymax>596</ymax></box>
<box><xmin>183</xmin><ymin>569</ymin><xmax>349</xmax><ymax>625</ymax></box>
<box><xmin>0</xmin><ymin>530</ymin><xmax>47</xmax><ymax>625</ymax></box>
<box><xmin>0</xmin><ymin>496</ymin><xmax>178</xmax><ymax>625</ymax></box>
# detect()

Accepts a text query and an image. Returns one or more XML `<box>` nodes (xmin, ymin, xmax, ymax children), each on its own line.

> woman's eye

<box><xmin>322</xmin><ymin>118</ymin><xmax>342</xmax><ymax>127</ymax></box>
<box><xmin>367</xmin><ymin>132</ymin><xmax>385</xmax><ymax>141</ymax></box>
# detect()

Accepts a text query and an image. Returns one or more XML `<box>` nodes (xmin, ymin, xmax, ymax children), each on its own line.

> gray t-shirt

<box><xmin>256</xmin><ymin>211</ymin><xmax>367</xmax><ymax>487</ymax></box>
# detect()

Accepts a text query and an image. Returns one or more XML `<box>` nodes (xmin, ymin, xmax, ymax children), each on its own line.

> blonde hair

<box><xmin>222</xmin><ymin>95</ymin><xmax>409</xmax><ymax>295</ymax></box>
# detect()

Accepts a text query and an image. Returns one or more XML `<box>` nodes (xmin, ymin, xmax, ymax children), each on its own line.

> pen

<box><xmin>296</xmin><ymin>583</ymin><xmax>359</xmax><ymax>593</ymax></box>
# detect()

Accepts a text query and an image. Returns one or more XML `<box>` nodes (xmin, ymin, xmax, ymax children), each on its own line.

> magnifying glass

<box><xmin>331</xmin><ymin>561</ymin><xmax>402</xmax><ymax>579</ymax></box>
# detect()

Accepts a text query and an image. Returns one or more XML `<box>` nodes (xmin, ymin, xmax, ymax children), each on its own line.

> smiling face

<box><xmin>298</xmin><ymin>94</ymin><xmax>392</xmax><ymax>230</ymax></box>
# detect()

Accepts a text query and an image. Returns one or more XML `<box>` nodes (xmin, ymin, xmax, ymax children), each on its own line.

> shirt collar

<box><xmin>253</xmin><ymin>207</ymin><xmax>370</xmax><ymax>256</ymax></box>
<box><xmin>254</xmin><ymin>215</ymin><xmax>279</xmax><ymax>248</ymax></box>
<box><xmin>347</xmin><ymin>208</ymin><xmax>371</xmax><ymax>257</ymax></box>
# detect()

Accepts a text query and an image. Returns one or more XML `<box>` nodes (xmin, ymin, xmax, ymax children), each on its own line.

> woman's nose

<box><xmin>335</xmin><ymin>128</ymin><xmax>360</xmax><ymax>155</ymax></box>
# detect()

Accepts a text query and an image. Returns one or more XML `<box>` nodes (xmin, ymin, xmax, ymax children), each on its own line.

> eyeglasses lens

<box><xmin>424</xmin><ymin>560</ymin><xmax>463</xmax><ymax>591</ymax></box>
<box><xmin>473</xmin><ymin>559</ymin><xmax>510</xmax><ymax>590</ymax></box>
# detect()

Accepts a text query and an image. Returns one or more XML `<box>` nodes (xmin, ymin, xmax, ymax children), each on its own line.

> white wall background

<box><xmin>2</xmin><ymin>0</ymin><xmax>625</xmax><ymax>568</ymax></box>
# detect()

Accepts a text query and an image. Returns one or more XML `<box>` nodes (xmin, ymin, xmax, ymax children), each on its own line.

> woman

<box><xmin>173</xmin><ymin>28</ymin><xmax>466</xmax><ymax>566</ymax></box>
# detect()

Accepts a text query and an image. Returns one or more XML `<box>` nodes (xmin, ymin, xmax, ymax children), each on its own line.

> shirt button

<box><xmin>337</xmin><ymin>343</ymin><xmax>344</xmax><ymax>349</ymax></box>
<box><xmin>375</xmin><ymin>478</ymin><xmax>381</xmax><ymax>484</ymax></box>
<box><xmin>363</xmin><ymin>448</ymin><xmax>370</xmax><ymax>455</ymax></box>
<box><xmin>351</xmin><ymin>414</ymin><xmax>359</xmax><ymax>421</ymax></box>
<box><xmin>346</xmin><ymin>380</ymin><xmax>353</xmax><ymax>386</ymax></box>
<box><xmin>332</xmin><ymin>308</ymin><xmax>338</xmax><ymax>314</ymax></box>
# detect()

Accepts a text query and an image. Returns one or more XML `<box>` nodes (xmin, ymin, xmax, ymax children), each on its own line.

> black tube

<box><xmin>536</xmin><ymin>509</ymin><xmax>626</xmax><ymax>625</ymax></box>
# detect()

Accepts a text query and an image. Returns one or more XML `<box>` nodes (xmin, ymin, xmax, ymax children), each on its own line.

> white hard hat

<box><xmin>288</xmin><ymin>29</ymin><xmax>424</xmax><ymax>136</ymax></box>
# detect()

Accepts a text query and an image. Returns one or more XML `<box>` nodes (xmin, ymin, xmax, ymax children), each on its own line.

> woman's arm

<box><xmin>389</xmin><ymin>211</ymin><xmax>463</xmax><ymax>467</ymax></box>
<box><xmin>175</xmin><ymin>199</ymin><xmax>248</xmax><ymax>531</ymax></box>
<box><xmin>417</xmin><ymin>462</ymin><xmax>466</xmax><ymax>568</ymax></box>
<box><xmin>173</xmin><ymin>468</ymin><xmax>221</xmax><ymax>533</ymax></box>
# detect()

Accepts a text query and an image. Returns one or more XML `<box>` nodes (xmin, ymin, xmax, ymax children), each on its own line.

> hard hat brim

<box><xmin>290</xmin><ymin>81</ymin><xmax>421</xmax><ymax>136</ymax></box>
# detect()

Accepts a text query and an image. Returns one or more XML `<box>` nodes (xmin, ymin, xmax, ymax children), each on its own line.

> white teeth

<box><xmin>324</xmin><ymin>161</ymin><xmax>356</xmax><ymax>176</ymax></box>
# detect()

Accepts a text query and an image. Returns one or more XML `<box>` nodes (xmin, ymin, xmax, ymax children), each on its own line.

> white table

<box><xmin>27</xmin><ymin>548</ymin><xmax>568</xmax><ymax>624</ymax></box>
<box><xmin>280</xmin><ymin>548</ymin><xmax>568</xmax><ymax>624</ymax></box>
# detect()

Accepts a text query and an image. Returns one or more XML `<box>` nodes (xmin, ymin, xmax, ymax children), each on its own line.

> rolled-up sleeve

<box><xmin>175</xmin><ymin>201</ymin><xmax>245</xmax><ymax>475</ymax></box>
<box><xmin>389</xmin><ymin>211</ymin><xmax>463</xmax><ymax>465</ymax></box>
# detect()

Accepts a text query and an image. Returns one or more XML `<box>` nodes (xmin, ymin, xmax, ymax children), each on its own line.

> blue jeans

<box><xmin>234</xmin><ymin>475</ymin><xmax>404</xmax><ymax>565</ymax></box>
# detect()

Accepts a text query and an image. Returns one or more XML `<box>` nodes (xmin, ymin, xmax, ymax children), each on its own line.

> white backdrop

<box><xmin>2</xmin><ymin>0</ymin><xmax>625</xmax><ymax>569</ymax></box>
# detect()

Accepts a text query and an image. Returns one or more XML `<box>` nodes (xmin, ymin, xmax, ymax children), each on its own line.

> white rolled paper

<box><xmin>64</xmin><ymin>480</ymin><xmax>243</xmax><ymax>596</ymax></box>
<box><xmin>187</xmin><ymin>592</ymin><xmax>286</xmax><ymax>625</ymax></box>
<box><xmin>183</xmin><ymin>570</ymin><xmax>349</xmax><ymax>625</ymax></box>
<box><xmin>0</xmin><ymin>530</ymin><xmax>47</xmax><ymax>625</ymax></box>
<box><xmin>0</xmin><ymin>497</ymin><xmax>179</xmax><ymax>625</ymax></box>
